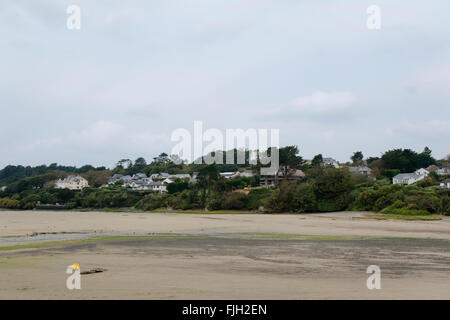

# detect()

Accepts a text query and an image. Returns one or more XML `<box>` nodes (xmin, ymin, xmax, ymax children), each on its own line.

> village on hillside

<box><xmin>0</xmin><ymin>147</ymin><xmax>449</xmax><ymax>216</ymax></box>
<box><xmin>51</xmin><ymin>158</ymin><xmax>450</xmax><ymax>193</ymax></box>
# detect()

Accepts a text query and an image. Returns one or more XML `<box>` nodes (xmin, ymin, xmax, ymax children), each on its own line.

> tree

<box><xmin>197</xmin><ymin>164</ymin><xmax>220</xmax><ymax>189</ymax></box>
<box><xmin>423</xmin><ymin>146</ymin><xmax>431</xmax><ymax>155</ymax></box>
<box><xmin>167</xmin><ymin>180</ymin><xmax>189</xmax><ymax>194</ymax></box>
<box><xmin>351</xmin><ymin>151</ymin><xmax>363</xmax><ymax>164</ymax></box>
<box><xmin>311</xmin><ymin>154</ymin><xmax>323</xmax><ymax>167</ymax></box>
<box><xmin>134</xmin><ymin>157</ymin><xmax>147</xmax><ymax>167</ymax></box>
<box><xmin>82</xmin><ymin>170</ymin><xmax>111</xmax><ymax>188</ymax></box>
<box><xmin>116</xmin><ymin>159</ymin><xmax>132</xmax><ymax>170</ymax></box>
<box><xmin>366</xmin><ymin>157</ymin><xmax>379</xmax><ymax>166</ymax></box>
<box><xmin>278</xmin><ymin>146</ymin><xmax>303</xmax><ymax>176</ymax></box>
<box><xmin>312</xmin><ymin>168</ymin><xmax>354</xmax><ymax>211</ymax></box>
<box><xmin>153</xmin><ymin>153</ymin><xmax>170</xmax><ymax>164</ymax></box>
<box><xmin>416</xmin><ymin>147</ymin><xmax>436</xmax><ymax>168</ymax></box>
<box><xmin>381</xmin><ymin>148</ymin><xmax>435</xmax><ymax>173</ymax></box>
<box><xmin>127</xmin><ymin>157</ymin><xmax>148</xmax><ymax>175</ymax></box>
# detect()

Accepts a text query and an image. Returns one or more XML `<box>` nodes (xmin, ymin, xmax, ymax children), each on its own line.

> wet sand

<box><xmin>0</xmin><ymin>210</ymin><xmax>449</xmax><ymax>299</ymax></box>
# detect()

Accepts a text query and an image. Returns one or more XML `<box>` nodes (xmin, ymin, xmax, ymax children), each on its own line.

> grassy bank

<box><xmin>358</xmin><ymin>214</ymin><xmax>442</xmax><ymax>221</ymax></box>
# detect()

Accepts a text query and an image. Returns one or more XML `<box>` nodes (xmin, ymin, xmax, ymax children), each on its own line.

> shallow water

<box><xmin>0</xmin><ymin>232</ymin><xmax>102</xmax><ymax>244</ymax></box>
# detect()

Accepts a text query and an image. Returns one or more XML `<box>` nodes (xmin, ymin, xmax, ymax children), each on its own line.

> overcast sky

<box><xmin>1</xmin><ymin>0</ymin><xmax>449</xmax><ymax>168</ymax></box>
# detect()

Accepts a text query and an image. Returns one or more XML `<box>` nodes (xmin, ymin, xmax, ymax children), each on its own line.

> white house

<box><xmin>439</xmin><ymin>179</ymin><xmax>450</xmax><ymax>189</ymax></box>
<box><xmin>55</xmin><ymin>176</ymin><xmax>89</xmax><ymax>190</ymax></box>
<box><xmin>415</xmin><ymin>168</ymin><xmax>430</xmax><ymax>176</ymax></box>
<box><xmin>219</xmin><ymin>172</ymin><xmax>237</xmax><ymax>179</ymax></box>
<box><xmin>163</xmin><ymin>178</ymin><xmax>174</xmax><ymax>184</ymax></box>
<box><xmin>436</xmin><ymin>167</ymin><xmax>450</xmax><ymax>176</ymax></box>
<box><xmin>323</xmin><ymin>157</ymin><xmax>340</xmax><ymax>168</ymax></box>
<box><xmin>149</xmin><ymin>181</ymin><xmax>167</xmax><ymax>193</ymax></box>
<box><xmin>393</xmin><ymin>168</ymin><xmax>429</xmax><ymax>185</ymax></box>
<box><xmin>235</xmin><ymin>170</ymin><xmax>254</xmax><ymax>178</ymax></box>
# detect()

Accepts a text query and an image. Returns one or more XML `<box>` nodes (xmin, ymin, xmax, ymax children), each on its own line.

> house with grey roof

<box><xmin>393</xmin><ymin>168</ymin><xmax>429</xmax><ymax>185</ymax></box>
<box><xmin>349</xmin><ymin>166</ymin><xmax>372</xmax><ymax>175</ymax></box>
<box><xmin>439</xmin><ymin>179</ymin><xmax>450</xmax><ymax>189</ymax></box>
<box><xmin>220</xmin><ymin>172</ymin><xmax>238</xmax><ymax>179</ymax></box>
<box><xmin>323</xmin><ymin>157</ymin><xmax>340</xmax><ymax>168</ymax></box>
<box><xmin>436</xmin><ymin>167</ymin><xmax>450</xmax><ymax>176</ymax></box>
<box><xmin>260</xmin><ymin>169</ymin><xmax>305</xmax><ymax>187</ymax></box>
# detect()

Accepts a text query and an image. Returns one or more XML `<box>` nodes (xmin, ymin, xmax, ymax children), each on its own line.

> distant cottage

<box><xmin>260</xmin><ymin>169</ymin><xmax>305</xmax><ymax>187</ymax></box>
<box><xmin>55</xmin><ymin>175</ymin><xmax>89</xmax><ymax>190</ymax></box>
<box><xmin>323</xmin><ymin>158</ymin><xmax>340</xmax><ymax>168</ymax></box>
<box><xmin>426</xmin><ymin>165</ymin><xmax>450</xmax><ymax>176</ymax></box>
<box><xmin>393</xmin><ymin>168</ymin><xmax>429</xmax><ymax>185</ymax></box>
<box><xmin>439</xmin><ymin>179</ymin><xmax>450</xmax><ymax>189</ymax></box>
<box><xmin>348</xmin><ymin>166</ymin><xmax>372</xmax><ymax>175</ymax></box>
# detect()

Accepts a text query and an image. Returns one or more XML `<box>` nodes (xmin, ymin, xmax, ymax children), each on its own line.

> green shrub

<box><xmin>135</xmin><ymin>193</ymin><xmax>169</xmax><ymax>210</ymax></box>
<box><xmin>247</xmin><ymin>188</ymin><xmax>272</xmax><ymax>210</ymax></box>
<box><xmin>206</xmin><ymin>193</ymin><xmax>225</xmax><ymax>210</ymax></box>
<box><xmin>292</xmin><ymin>183</ymin><xmax>317</xmax><ymax>212</ymax></box>
<box><xmin>0</xmin><ymin>198</ymin><xmax>21</xmax><ymax>209</ymax></box>
<box><xmin>390</xmin><ymin>200</ymin><xmax>406</xmax><ymax>209</ymax></box>
<box><xmin>223</xmin><ymin>192</ymin><xmax>248</xmax><ymax>210</ymax></box>
<box><xmin>383</xmin><ymin>207</ymin><xmax>430</xmax><ymax>216</ymax></box>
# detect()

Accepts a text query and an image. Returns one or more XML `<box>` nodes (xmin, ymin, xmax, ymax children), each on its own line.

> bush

<box><xmin>312</xmin><ymin>168</ymin><xmax>354</xmax><ymax>211</ymax></box>
<box><xmin>167</xmin><ymin>180</ymin><xmax>190</xmax><ymax>194</ymax></box>
<box><xmin>0</xmin><ymin>198</ymin><xmax>21</xmax><ymax>209</ymax></box>
<box><xmin>264</xmin><ymin>182</ymin><xmax>298</xmax><ymax>213</ymax></box>
<box><xmin>390</xmin><ymin>200</ymin><xmax>406</xmax><ymax>209</ymax></box>
<box><xmin>247</xmin><ymin>188</ymin><xmax>272</xmax><ymax>210</ymax></box>
<box><xmin>383</xmin><ymin>207</ymin><xmax>430</xmax><ymax>216</ymax></box>
<box><xmin>206</xmin><ymin>193</ymin><xmax>225</xmax><ymax>210</ymax></box>
<box><xmin>354</xmin><ymin>189</ymin><xmax>379</xmax><ymax>210</ymax></box>
<box><xmin>292</xmin><ymin>183</ymin><xmax>317</xmax><ymax>212</ymax></box>
<box><xmin>416</xmin><ymin>177</ymin><xmax>436</xmax><ymax>188</ymax></box>
<box><xmin>136</xmin><ymin>194</ymin><xmax>169</xmax><ymax>210</ymax></box>
<box><xmin>383</xmin><ymin>198</ymin><xmax>431</xmax><ymax>215</ymax></box>
<box><xmin>405</xmin><ymin>194</ymin><xmax>441</xmax><ymax>213</ymax></box>
<box><xmin>223</xmin><ymin>192</ymin><xmax>248</xmax><ymax>210</ymax></box>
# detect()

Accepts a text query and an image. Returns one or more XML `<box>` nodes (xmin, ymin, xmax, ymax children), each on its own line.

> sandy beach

<box><xmin>0</xmin><ymin>210</ymin><xmax>449</xmax><ymax>299</ymax></box>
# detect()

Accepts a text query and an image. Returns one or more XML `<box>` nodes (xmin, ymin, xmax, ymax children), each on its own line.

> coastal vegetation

<box><xmin>0</xmin><ymin>147</ymin><xmax>449</xmax><ymax>216</ymax></box>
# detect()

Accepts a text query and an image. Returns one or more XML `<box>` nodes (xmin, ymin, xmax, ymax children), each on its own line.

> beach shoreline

<box><xmin>1</xmin><ymin>210</ymin><xmax>449</xmax><ymax>299</ymax></box>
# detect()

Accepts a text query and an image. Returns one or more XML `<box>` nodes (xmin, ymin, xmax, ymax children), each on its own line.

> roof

<box><xmin>349</xmin><ymin>166</ymin><xmax>371</xmax><ymax>172</ymax></box>
<box><xmin>393</xmin><ymin>173</ymin><xmax>418</xmax><ymax>180</ymax></box>
<box><xmin>274</xmin><ymin>169</ymin><xmax>305</xmax><ymax>177</ymax></box>
<box><xmin>426</xmin><ymin>165</ymin><xmax>439</xmax><ymax>171</ymax></box>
